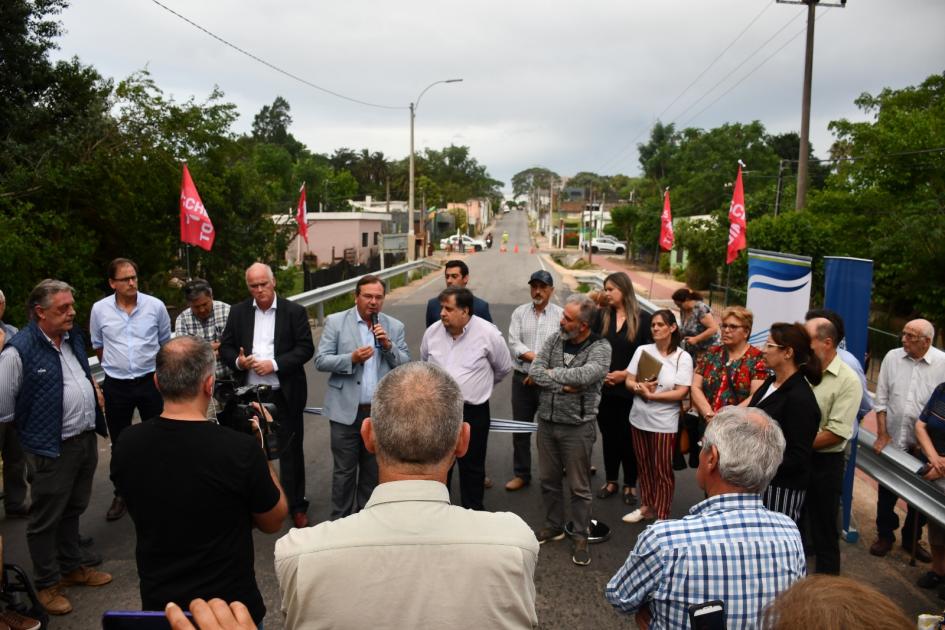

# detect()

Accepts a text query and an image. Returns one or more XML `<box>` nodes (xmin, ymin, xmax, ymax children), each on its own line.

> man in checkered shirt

<box><xmin>605</xmin><ymin>406</ymin><xmax>806</xmax><ymax>629</ymax></box>
<box><xmin>173</xmin><ymin>279</ymin><xmax>232</xmax><ymax>383</ymax></box>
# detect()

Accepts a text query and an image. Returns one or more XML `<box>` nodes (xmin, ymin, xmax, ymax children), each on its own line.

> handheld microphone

<box><xmin>370</xmin><ymin>313</ymin><xmax>381</xmax><ymax>347</ymax></box>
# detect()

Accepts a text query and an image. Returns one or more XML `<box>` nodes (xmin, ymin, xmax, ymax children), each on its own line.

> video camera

<box><xmin>214</xmin><ymin>382</ymin><xmax>281</xmax><ymax>460</ymax></box>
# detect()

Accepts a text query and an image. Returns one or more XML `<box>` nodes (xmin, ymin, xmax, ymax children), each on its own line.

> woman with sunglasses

<box><xmin>688</xmin><ymin>306</ymin><xmax>767</xmax><ymax>466</ymax></box>
<box><xmin>749</xmin><ymin>322</ymin><xmax>823</xmax><ymax>522</ymax></box>
<box><xmin>622</xmin><ymin>309</ymin><xmax>693</xmax><ymax>523</ymax></box>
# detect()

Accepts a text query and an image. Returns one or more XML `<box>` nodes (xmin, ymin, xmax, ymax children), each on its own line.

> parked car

<box><xmin>439</xmin><ymin>234</ymin><xmax>487</xmax><ymax>252</ymax></box>
<box><xmin>582</xmin><ymin>235</ymin><xmax>627</xmax><ymax>254</ymax></box>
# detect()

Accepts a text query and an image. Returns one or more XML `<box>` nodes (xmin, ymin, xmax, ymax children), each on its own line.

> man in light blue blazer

<box><xmin>315</xmin><ymin>275</ymin><xmax>410</xmax><ymax>519</ymax></box>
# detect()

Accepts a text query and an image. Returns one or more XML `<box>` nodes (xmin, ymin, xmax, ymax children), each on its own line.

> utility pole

<box><xmin>778</xmin><ymin>0</ymin><xmax>846</xmax><ymax>210</ymax></box>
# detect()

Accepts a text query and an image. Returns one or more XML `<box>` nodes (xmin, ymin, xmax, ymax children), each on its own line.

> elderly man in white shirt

<box><xmin>871</xmin><ymin>318</ymin><xmax>945</xmax><ymax>560</ymax></box>
<box><xmin>421</xmin><ymin>286</ymin><xmax>513</xmax><ymax>510</ymax></box>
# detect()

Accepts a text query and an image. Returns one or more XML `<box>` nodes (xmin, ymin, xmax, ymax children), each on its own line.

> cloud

<box><xmin>51</xmin><ymin>0</ymin><xmax>945</xmax><ymax>189</ymax></box>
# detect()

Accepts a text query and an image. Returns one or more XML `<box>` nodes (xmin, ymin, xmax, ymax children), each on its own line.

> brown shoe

<box><xmin>37</xmin><ymin>585</ymin><xmax>72</xmax><ymax>615</ymax></box>
<box><xmin>869</xmin><ymin>537</ymin><xmax>893</xmax><ymax>557</ymax></box>
<box><xmin>59</xmin><ymin>566</ymin><xmax>112</xmax><ymax>587</ymax></box>
<box><xmin>504</xmin><ymin>477</ymin><xmax>529</xmax><ymax>491</ymax></box>
<box><xmin>105</xmin><ymin>496</ymin><xmax>126</xmax><ymax>521</ymax></box>
<box><xmin>483</xmin><ymin>476</ymin><xmax>493</xmax><ymax>489</ymax></box>
<box><xmin>0</xmin><ymin>608</ymin><xmax>42</xmax><ymax>630</ymax></box>
<box><xmin>904</xmin><ymin>541</ymin><xmax>933</xmax><ymax>563</ymax></box>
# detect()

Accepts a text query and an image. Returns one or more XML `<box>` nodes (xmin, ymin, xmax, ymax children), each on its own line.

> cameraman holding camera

<box><xmin>111</xmin><ymin>336</ymin><xmax>287</xmax><ymax>627</ymax></box>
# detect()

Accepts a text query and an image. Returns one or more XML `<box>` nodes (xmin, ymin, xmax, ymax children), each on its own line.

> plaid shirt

<box><xmin>507</xmin><ymin>301</ymin><xmax>564</xmax><ymax>373</ymax></box>
<box><xmin>605</xmin><ymin>493</ymin><xmax>806</xmax><ymax>630</ymax></box>
<box><xmin>173</xmin><ymin>300</ymin><xmax>232</xmax><ymax>380</ymax></box>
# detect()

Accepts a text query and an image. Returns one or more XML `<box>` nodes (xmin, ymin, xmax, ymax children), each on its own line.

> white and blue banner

<box><xmin>745</xmin><ymin>249</ymin><xmax>813</xmax><ymax>347</ymax></box>
<box><xmin>824</xmin><ymin>257</ymin><xmax>873</xmax><ymax>370</ymax></box>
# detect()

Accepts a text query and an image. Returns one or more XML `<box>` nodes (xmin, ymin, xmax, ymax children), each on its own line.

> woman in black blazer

<box><xmin>750</xmin><ymin>322</ymin><xmax>823</xmax><ymax>522</ymax></box>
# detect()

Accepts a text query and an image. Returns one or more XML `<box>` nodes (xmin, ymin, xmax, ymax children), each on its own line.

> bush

<box><xmin>659</xmin><ymin>252</ymin><xmax>671</xmax><ymax>274</ymax></box>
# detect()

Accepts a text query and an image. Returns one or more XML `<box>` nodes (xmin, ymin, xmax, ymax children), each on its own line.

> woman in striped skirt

<box><xmin>622</xmin><ymin>309</ymin><xmax>693</xmax><ymax>523</ymax></box>
<box><xmin>750</xmin><ymin>322</ymin><xmax>823</xmax><ymax>522</ymax></box>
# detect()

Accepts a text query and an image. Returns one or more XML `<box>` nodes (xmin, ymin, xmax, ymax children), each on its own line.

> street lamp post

<box><xmin>408</xmin><ymin>78</ymin><xmax>462</xmax><ymax>261</ymax></box>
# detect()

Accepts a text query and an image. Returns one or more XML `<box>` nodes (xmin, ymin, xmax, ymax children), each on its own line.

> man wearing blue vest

<box><xmin>0</xmin><ymin>280</ymin><xmax>112</xmax><ymax>616</ymax></box>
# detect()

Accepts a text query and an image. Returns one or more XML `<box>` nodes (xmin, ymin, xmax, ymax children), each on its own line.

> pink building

<box><xmin>446</xmin><ymin>198</ymin><xmax>491</xmax><ymax>234</ymax></box>
<box><xmin>278</xmin><ymin>212</ymin><xmax>392</xmax><ymax>267</ymax></box>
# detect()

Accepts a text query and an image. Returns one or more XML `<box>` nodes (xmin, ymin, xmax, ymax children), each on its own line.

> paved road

<box><xmin>1</xmin><ymin>210</ymin><xmax>937</xmax><ymax>628</ymax></box>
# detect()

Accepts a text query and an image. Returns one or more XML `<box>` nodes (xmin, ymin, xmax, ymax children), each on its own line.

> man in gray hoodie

<box><xmin>529</xmin><ymin>293</ymin><xmax>611</xmax><ymax>566</ymax></box>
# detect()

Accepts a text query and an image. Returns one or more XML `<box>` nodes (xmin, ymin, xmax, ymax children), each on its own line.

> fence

<box><xmin>303</xmin><ymin>254</ymin><xmax>407</xmax><ymax>292</ymax></box>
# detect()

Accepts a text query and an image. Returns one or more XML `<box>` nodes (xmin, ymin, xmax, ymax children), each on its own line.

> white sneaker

<box><xmin>622</xmin><ymin>509</ymin><xmax>647</xmax><ymax>523</ymax></box>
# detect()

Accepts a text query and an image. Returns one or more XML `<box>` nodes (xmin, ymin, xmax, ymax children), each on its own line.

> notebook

<box><xmin>636</xmin><ymin>349</ymin><xmax>664</xmax><ymax>383</ymax></box>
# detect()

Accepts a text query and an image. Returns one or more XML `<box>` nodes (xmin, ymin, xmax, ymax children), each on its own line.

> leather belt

<box><xmin>105</xmin><ymin>372</ymin><xmax>154</xmax><ymax>384</ymax></box>
<box><xmin>62</xmin><ymin>430</ymin><xmax>94</xmax><ymax>444</ymax></box>
<box><xmin>357</xmin><ymin>403</ymin><xmax>372</xmax><ymax>415</ymax></box>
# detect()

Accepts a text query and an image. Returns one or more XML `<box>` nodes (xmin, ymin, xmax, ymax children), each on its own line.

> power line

<box><xmin>679</xmin><ymin>13</ymin><xmax>822</xmax><ymax>128</ymax></box>
<box><xmin>595</xmin><ymin>5</ymin><xmax>800</xmax><ymax>176</ymax></box>
<box><xmin>671</xmin><ymin>8</ymin><xmax>808</xmax><ymax>127</ymax></box>
<box><xmin>657</xmin><ymin>2</ymin><xmax>774</xmax><ymax>122</ymax></box>
<box><xmin>148</xmin><ymin>0</ymin><xmax>406</xmax><ymax>111</ymax></box>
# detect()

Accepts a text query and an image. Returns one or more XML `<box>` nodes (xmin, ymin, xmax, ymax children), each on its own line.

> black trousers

<box><xmin>448</xmin><ymin>401</ymin><xmax>490</xmax><ymax>510</ymax></box>
<box><xmin>103</xmin><ymin>374</ymin><xmax>163</xmax><ymax>493</ymax></box>
<box><xmin>596</xmin><ymin>394</ymin><xmax>636</xmax><ymax>487</ymax></box>
<box><xmin>510</xmin><ymin>372</ymin><xmax>540</xmax><ymax>481</ymax></box>
<box><xmin>876</xmin><ymin>484</ymin><xmax>926</xmax><ymax>546</ymax></box>
<box><xmin>271</xmin><ymin>388</ymin><xmax>308</xmax><ymax>514</ymax></box>
<box><xmin>804</xmin><ymin>451</ymin><xmax>845</xmax><ymax>574</ymax></box>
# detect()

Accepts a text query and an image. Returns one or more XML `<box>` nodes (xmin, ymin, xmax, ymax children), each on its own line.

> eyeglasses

<box><xmin>114</xmin><ymin>275</ymin><xmax>137</xmax><ymax>283</ymax></box>
<box><xmin>902</xmin><ymin>331</ymin><xmax>924</xmax><ymax>340</ymax></box>
<box><xmin>765</xmin><ymin>342</ymin><xmax>784</xmax><ymax>349</ymax></box>
<box><xmin>720</xmin><ymin>323</ymin><xmax>745</xmax><ymax>331</ymax></box>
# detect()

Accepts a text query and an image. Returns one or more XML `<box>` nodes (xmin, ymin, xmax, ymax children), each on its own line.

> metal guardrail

<box><xmin>89</xmin><ymin>261</ymin><xmax>945</xmax><ymax>529</ymax></box>
<box><xmin>88</xmin><ymin>259</ymin><xmax>441</xmax><ymax>384</ymax></box>
<box><xmin>857</xmin><ymin>427</ymin><xmax>945</xmax><ymax>526</ymax></box>
<box><xmin>573</xmin><ymin>273</ymin><xmax>660</xmax><ymax>315</ymax></box>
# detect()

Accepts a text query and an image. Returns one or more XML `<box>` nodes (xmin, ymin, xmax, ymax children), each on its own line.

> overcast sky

<box><xmin>51</xmin><ymin>0</ymin><xmax>945</xmax><ymax>191</ymax></box>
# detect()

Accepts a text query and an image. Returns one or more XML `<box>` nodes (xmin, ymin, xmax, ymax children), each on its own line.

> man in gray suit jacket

<box><xmin>315</xmin><ymin>275</ymin><xmax>410</xmax><ymax>519</ymax></box>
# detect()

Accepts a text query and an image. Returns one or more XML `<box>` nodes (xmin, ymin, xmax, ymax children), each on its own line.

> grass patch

<box><xmin>576</xmin><ymin>283</ymin><xmax>591</xmax><ymax>293</ymax></box>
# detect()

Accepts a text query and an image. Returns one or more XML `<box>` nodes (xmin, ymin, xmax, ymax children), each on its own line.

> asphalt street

<box><xmin>1</xmin><ymin>210</ymin><xmax>937</xmax><ymax>628</ymax></box>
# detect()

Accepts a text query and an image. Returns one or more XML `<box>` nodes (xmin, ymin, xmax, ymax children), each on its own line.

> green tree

<box><xmin>814</xmin><ymin>71</ymin><xmax>945</xmax><ymax>327</ymax></box>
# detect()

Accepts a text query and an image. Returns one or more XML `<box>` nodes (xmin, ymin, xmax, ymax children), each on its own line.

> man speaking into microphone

<box><xmin>315</xmin><ymin>275</ymin><xmax>410</xmax><ymax>519</ymax></box>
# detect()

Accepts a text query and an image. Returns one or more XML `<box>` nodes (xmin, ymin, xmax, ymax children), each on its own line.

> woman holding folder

<box><xmin>622</xmin><ymin>309</ymin><xmax>693</xmax><ymax>523</ymax></box>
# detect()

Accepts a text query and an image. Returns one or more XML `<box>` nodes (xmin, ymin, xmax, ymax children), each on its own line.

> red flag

<box><xmin>659</xmin><ymin>189</ymin><xmax>674</xmax><ymax>251</ymax></box>
<box><xmin>726</xmin><ymin>164</ymin><xmax>747</xmax><ymax>264</ymax></box>
<box><xmin>179</xmin><ymin>164</ymin><xmax>215</xmax><ymax>251</ymax></box>
<box><xmin>295</xmin><ymin>183</ymin><xmax>309</xmax><ymax>244</ymax></box>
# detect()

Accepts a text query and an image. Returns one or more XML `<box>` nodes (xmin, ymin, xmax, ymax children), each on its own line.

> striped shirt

<box><xmin>605</xmin><ymin>493</ymin><xmax>806</xmax><ymax>630</ymax></box>
<box><xmin>173</xmin><ymin>300</ymin><xmax>232</xmax><ymax>380</ymax></box>
<box><xmin>0</xmin><ymin>332</ymin><xmax>97</xmax><ymax>440</ymax></box>
<box><xmin>507</xmin><ymin>301</ymin><xmax>563</xmax><ymax>373</ymax></box>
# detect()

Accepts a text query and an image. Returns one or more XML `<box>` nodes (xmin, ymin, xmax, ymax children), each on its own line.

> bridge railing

<box><xmin>88</xmin><ymin>259</ymin><xmax>441</xmax><ymax>383</ymax></box>
<box><xmin>89</xmin><ymin>264</ymin><xmax>945</xmax><ymax>528</ymax></box>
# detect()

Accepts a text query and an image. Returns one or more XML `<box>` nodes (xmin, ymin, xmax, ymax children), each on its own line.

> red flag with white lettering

<box><xmin>179</xmin><ymin>164</ymin><xmax>215</xmax><ymax>251</ymax></box>
<box><xmin>726</xmin><ymin>164</ymin><xmax>746</xmax><ymax>264</ymax></box>
<box><xmin>659</xmin><ymin>189</ymin><xmax>674</xmax><ymax>251</ymax></box>
<box><xmin>296</xmin><ymin>183</ymin><xmax>309</xmax><ymax>244</ymax></box>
